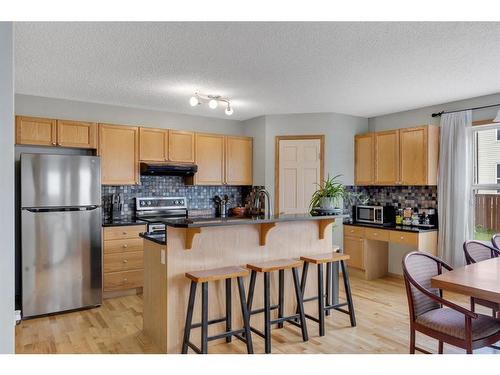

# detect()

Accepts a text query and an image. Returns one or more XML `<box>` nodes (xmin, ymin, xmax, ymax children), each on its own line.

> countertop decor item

<box><xmin>231</xmin><ymin>206</ymin><xmax>247</xmax><ymax>217</ymax></box>
<box><xmin>309</xmin><ymin>174</ymin><xmax>346</xmax><ymax>212</ymax></box>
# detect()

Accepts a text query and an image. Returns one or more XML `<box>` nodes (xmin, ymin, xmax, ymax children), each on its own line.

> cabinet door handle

<box><xmin>122</xmin><ymin>231</ymin><xmax>127</xmax><ymax>235</ymax></box>
<box><xmin>52</xmin><ymin>142</ymin><xmax>56</xmax><ymax>145</ymax></box>
<box><xmin>400</xmin><ymin>236</ymin><xmax>404</xmax><ymax>240</ymax></box>
<box><xmin>123</xmin><ymin>259</ymin><xmax>128</xmax><ymax>263</ymax></box>
<box><xmin>350</xmin><ymin>229</ymin><xmax>354</xmax><ymax>233</ymax></box>
<box><xmin>122</xmin><ymin>244</ymin><xmax>128</xmax><ymax>248</ymax></box>
<box><xmin>123</xmin><ymin>278</ymin><xmax>128</xmax><ymax>282</ymax></box>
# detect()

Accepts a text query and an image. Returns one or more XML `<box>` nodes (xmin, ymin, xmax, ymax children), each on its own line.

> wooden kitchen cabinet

<box><xmin>103</xmin><ymin>225</ymin><xmax>146</xmax><ymax>296</ymax></box>
<box><xmin>374</xmin><ymin>130</ymin><xmax>399</xmax><ymax>185</ymax></box>
<box><xmin>99</xmin><ymin>124</ymin><xmax>139</xmax><ymax>185</ymax></box>
<box><xmin>354</xmin><ymin>133</ymin><xmax>375</xmax><ymax>185</ymax></box>
<box><xmin>168</xmin><ymin>130</ymin><xmax>195</xmax><ymax>163</ymax></box>
<box><xmin>15</xmin><ymin>116</ymin><xmax>57</xmax><ymax>146</ymax></box>
<box><xmin>194</xmin><ymin>133</ymin><xmax>225</xmax><ymax>185</ymax></box>
<box><xmin>343</xmin><ymin>236</ymin><xmax>365</xmax><ymax>270</ymax></box>
<box><xmin>57</xmin><ymin>119</ymin><xmax>97</xmax><ymax>148</ymax></box>
<box><xmin>224</xmin><ymin>136</ymin><xmax>253</xmax><ymax>185</ymax></box>
<box><xmin>400</xmin><ymin>125</ymin><xmax>439</xmax><ymax>185</ymax></box>
<box><xmin>139</xmin><ymin>127</ymin><xmax>169</xmax><ymax>161</ymax></box>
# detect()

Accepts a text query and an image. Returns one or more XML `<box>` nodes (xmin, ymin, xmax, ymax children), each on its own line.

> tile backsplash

<box><xmin>344</xmin><ymin>185</ymin><xmax>438</xmax><ymax>210</ymax></box>
<box><xmin>102</xmin><ymin>175</ymin><xmax>250</xmax><ymax>221</ymax></box>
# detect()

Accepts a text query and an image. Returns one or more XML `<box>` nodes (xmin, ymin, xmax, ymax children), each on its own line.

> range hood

<box><xmin>140</xmin><ymin>162</ymin><xmax>198</xmax><ymax>176</ymax></box>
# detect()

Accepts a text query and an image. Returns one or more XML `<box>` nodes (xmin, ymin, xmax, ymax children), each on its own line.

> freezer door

<box><xmin>21</xmin><ymin>153</ymin><xmax>101</xmax><ymax>208</ymax></box>
<box><xmin>22</xmin><ymin>207</ymin><xmax>102</xmax><ymax>318</ymax></box>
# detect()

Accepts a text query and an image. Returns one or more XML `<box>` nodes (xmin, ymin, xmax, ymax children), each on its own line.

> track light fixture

<box><xmin>189</xmin><ymin>92</ymin><xmax>234</xmax><ymax>116</ymax></box>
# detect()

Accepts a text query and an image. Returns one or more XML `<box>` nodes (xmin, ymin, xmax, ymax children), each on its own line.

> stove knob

<box><xmin>140</xmin><ymin>201</ymin><xmax>145</xmax><ymax>206</ymax></box>
<box><xmin>174</xmin><ymin>200</ymin><xmax>179</xmax><ymax>205</ymax></box>
<box><xmin>147</xmin><ymin>201</ymin><xmax>152</xmax><ymax>206</ymax></box>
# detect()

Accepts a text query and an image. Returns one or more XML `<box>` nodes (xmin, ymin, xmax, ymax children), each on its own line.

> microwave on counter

<box><xmin>352</xmin><ymin>205</ymin><xmax>396</xmax><ymax>226</ymax></box>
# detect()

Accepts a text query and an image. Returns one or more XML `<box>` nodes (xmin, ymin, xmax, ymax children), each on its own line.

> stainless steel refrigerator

<box><xmin>21</xmin><ymin>153</ymin><xmax>102</xmax><ymax>318</ymax></box>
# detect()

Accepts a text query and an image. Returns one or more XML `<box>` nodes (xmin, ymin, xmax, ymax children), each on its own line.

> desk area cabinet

<box><xmin>343</xmin><ymin>224</ymin><xmax>438</xmax><ymax>280</ymax></box>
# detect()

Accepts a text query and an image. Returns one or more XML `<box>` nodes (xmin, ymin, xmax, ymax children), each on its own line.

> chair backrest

<box><xmin>492</xmin><ymin>234</ymin><xmax>500</xmax><ymax>250</ymax></box>
<box><xmin>402</xmin><ymin>252</ymin><xmax>449</xmax><ymax>319</ymax></box>
<box><xmin>463</xmin><ymin>240</ymin><xmax>500</xmax><ymax>265</ymax></box>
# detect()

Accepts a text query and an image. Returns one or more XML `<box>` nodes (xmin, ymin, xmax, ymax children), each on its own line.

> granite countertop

<box><xmin>102</xmin><ymin>218</ymin><xmax>146</xmax><ymax>227</ymax></box>
<box><xmin>139</xmin><ymin>232</ymin><xmax>166</xmax><ymax>245</ymax></box>
<box><xmin>344</xmin><ymin>221</ymin><xmax>438</xmax><ymax>233</ymax></box>
<box><xmin>158</xmin><ymin>213</ymin><xmax>346</xmax><ymax>228</ymax></box>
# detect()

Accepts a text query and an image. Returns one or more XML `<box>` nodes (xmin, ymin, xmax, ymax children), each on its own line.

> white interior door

<box><xmin>279</xmin><ymin>139</ymin><xmax>321</xmax><ymax>214</ymax></box>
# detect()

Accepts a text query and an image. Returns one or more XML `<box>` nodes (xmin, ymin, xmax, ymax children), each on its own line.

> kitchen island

<box><xmin>142</xmin><ymin>213</ymin><xmax>344</xmax><ymax>353</ymax></box>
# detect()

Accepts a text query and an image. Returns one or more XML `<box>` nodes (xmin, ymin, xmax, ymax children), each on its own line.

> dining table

<box><xmin>431</xmin><ymin>257</ymin><xmax>500</xmax><ymax>304</ymax></box>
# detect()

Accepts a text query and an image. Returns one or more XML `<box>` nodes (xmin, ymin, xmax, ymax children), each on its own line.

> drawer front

<box><xmin>104</xmin><ymin>251</ymin><xmax>144</xmax><ymax>273</ymax></box>
<box><xmin>365</xmin><ymin>228</ymin><xmax>389</xmax><ymax>241</ymax></box>
<box><xmin>344</xmin><ymin>225</ymin><xmax>365</xmax><ymax>238</ymax></box>
<box><xmin>104</xmin><ymin>238</ymin><xmax>144</xmax><ymax>254</ymax></box>
<box><xmin>104</xmin><ymin>270</ymin><xmax>143</xmax><ymax>291</ymax></box>
<box><xmin>343</xmin><ymin>236</ymin><xmax>365</xmax><ymax>270</ymax></box>
<box><xmin>103</xmin><ymin>225</ymin><xmax>145</xmax><ymax>240</ymax></box>
<box><xmin>389</xmin><ymin>231</ymin><xmax>418</xmax><ymax>247</ymax></box>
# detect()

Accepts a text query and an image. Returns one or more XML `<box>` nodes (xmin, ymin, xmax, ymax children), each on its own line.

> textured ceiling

<box><xmin>14</xmin><ymin>22</ymin><xmax>500</xmax><ymax>120</ymax></box>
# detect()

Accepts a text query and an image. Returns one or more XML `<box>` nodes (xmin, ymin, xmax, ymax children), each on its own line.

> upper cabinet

<box><xmin>99</xmin><ymin>124</ymin><xmax>139</xmax><ymax>185</ymax></box>
<box><xmin>354</xmin><ymin>133</ymin><xmax>375</xmax><ymax>185</ymax></box>
<box><xmin>139</xmin><ymin>127</ymin><xmax>169</xmax><ymax>162</ymax></box>
<box><xmin>57</xmin><ymin>119</ymin><xmax>97</xmax><ymax>148</ymax></box>
<box><xmin>16</xmin><ymin>116</ymin><xmax>97</xmax><ymax>149</ymax></box>
<box><xmin>400</xmin><ymin>126</ymin><xmax>439</xmax><ymax>185</ymax></box>
<box><xmin>168</xmin><ymin>130</ymin><xmax>195</xmax><ymax>163</ymax></box>
<box><xmin>225</xmin><ymin>136</ymin><xmax>253</xmax><ymax>185</ymax></box>
<box><xmin>16</xmin><ymin>116</ymin><xmax>57</xmax><ymax>146</ymax></box>
<box><xmin>374</xmin><ymin>130</ymin><xmax>399</xmax><ymax>185</ymax></box>
<box><xmin>194</xmin><ymin>133</ymin><xmax>225</xmax><ymax>185</ymax></box>
<box><xmin>355</xmin><ymin>125</ymin><xmax>439</xmax><ymax>186</ymax></box>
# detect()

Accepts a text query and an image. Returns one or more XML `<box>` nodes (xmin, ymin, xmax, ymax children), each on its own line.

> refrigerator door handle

<box><xmin>24</xmin><ymin>205</ymin><xmax>100</xmax><ymax>213</ymax></box>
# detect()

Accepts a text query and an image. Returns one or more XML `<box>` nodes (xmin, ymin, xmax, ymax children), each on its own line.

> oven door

<box><xmin>356</xmin><ymin>206</ymin><xmax>375</xmax><ymax>223</ymax></box>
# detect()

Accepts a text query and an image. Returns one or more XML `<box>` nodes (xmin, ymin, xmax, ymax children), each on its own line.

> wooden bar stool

<box><xmin>246</xmin><ymin>258</ymin><xmax>308</xmax><ymax>354</ymax></box>
<box><xmin>299</xmin><ymin>252</ymin><xmax>356</xmax><ymax>336</ymax></box>
<box><xmin>181</xmin><ymin>266</ymin><xmax>254</xmax><ymax>354</ymax></box>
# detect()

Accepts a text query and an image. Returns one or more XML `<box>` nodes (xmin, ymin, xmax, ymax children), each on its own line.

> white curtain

<box><xmin>437</xmin><ymin>110</ymin><xmax>473</xmax><ymax>267</ymax></box>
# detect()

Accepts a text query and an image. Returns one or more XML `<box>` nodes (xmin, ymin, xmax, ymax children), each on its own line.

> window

<box><xmin>472</xmin><ymin>124</ymin><xmax>500</xmax><ymax>240</ymax></box>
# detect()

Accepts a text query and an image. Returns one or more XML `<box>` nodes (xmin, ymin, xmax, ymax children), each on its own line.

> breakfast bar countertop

<box><xmin>157</xmin><ymin>213</ymin><xmax>346</xmax><ymax>228</ymax></box>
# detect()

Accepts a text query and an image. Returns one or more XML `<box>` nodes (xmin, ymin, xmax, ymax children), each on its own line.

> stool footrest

<box><xmin>208</xmin><ymin>328</ymin><xmax>245</xmax><ymax>342</ymax></box>
<box><xmin>304</xmin><ymin>313</ymin><xmax>320</xmax><ymax>323</ymax></box>
<box><xmin>270</xmin><ymin>314</ymin><xmax>300</xmax><ymax>326</ymax></box>
<box><xmin>190</xmin><ymin>316</ymin><xmax>227</xmax><ymax>329</ymax></box>
<box><xmin>186</xmin><ymin>341</ymin><xmax>202</xmax><ymax>354</ymax></box>
<box><xmin>249</xmin><ymin>304</ymin><xmax>279</xmax><ymax>315</ymax></box>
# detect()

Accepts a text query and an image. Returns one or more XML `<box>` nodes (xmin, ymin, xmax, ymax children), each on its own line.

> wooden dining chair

<box><xmin>463</xmin><ymin>241</ymin><xmax>500</xmax><ymax>318</ymax></box>
<box><xmin>402</xmin><ymin>251</ymin><xmax>500</xmax><ymax>354</ymax></box>
<box><xmin>492</xmin><ymin>234</ymin><xmax>500</xmax><ymax>250</ymax></box>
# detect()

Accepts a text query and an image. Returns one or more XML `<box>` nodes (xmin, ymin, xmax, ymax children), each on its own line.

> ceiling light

<box><xmin>208</xmin><ymin>99</ymin><xmax>218</xmax><ymax>109</ymax></box>
<box><xmin>494</xmin><ymin>109</ymin><xmax>500</xmax><ymax>122</ymax></box>
<box><xmin>189</xmin><ymin>96</ymin><xmax>199</xmax><ymax>107</ymax></box>
<box><xmin>189</xmin><ymin>92</ymin><xmax>234</xmax><ymax>115</ymax></box>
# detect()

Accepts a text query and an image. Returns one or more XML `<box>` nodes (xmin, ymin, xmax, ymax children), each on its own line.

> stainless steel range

<box><xmin>135</xmin><ymin>197</ymin><xmax>188</xmax><ymax>234</ymax></box>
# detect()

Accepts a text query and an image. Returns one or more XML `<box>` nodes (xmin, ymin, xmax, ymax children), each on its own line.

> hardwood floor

<box><xmin>15</xmin><ymin>274</ymin><xmax>499</xmax><ymax>354</ymax></box>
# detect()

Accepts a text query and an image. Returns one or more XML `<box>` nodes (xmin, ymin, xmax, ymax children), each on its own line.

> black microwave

<box><xmin>353</xmin><ymin>205</ymin><xmax>395</xmax><ymax>226</ymax></box>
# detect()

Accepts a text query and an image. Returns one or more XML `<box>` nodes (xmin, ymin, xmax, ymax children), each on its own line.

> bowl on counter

<box><xmin>230</xmin><ymin>206</ymin><xmax>247</xmax><ymax>217</ymax></box>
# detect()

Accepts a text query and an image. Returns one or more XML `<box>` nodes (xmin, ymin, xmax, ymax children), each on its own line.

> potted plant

<box><xmin>309</xmin><ymin>174</ymin><xmax>346</xmax><ymax>213</ymax></box>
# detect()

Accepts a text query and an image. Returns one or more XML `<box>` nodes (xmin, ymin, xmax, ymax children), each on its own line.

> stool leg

<box><xmin>292</xmin><ymin>267</ymin><xmax>309</xmax><ymax>342</ymax></box>
<box><xmin>225</xmin><ymin>278</ymin><xmax>232</xmax><ymax>343</ymax></box>
<box><xmin>340</xmin><ymin>260</ymin><xmax>356</xmax><ymax>327</ymax></box>
<box><xmin>317</xmin><ymin>264</ymin><xmax>325</xmax><ymax>336</ymax></box>
<box><xmin>182</xmin><ymin>281</ymin><xmax>197</xmax><ymax>354</ymax></box>
<box><xmin>237</xmin><ymin>276</ymin><xmax>254</xmax><ymax>354</ymax></box>
<box><xmin>247</xmin><ymin>270</ymin><xmax>257</xmax><ymax>312</ymax></box>
<box><xmin>325</xmin><ymin>262</ymin><xmax>331</xmax><ymax>316</ymax></box>
<box><xmin>278</xmin><ymin>269</ymin><xmax>284</xmax><ymax>328</ymax></box>
<box><xmin>264</xmin><ymin>272</ymin><xmax>272</xmax><ymax>354</ymax></box>
<box><xmin>296</xmin><ymin>262</ymin><xmax>309</xmax><ymax>320</ymax></box>
<box><xmin>201</xmin><ymin>282</ymin><xmax>209</xmax><ymax>354</ymax></box>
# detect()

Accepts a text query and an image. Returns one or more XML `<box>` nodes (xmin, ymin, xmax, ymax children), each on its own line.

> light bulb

<box><xmin>208</xmin><ymin>99</ymin><xmax>218</xmax><ymax>109</ymax></box>
<box><xmin>225</xmin><ymin>105</ymin><xmax>233</xmax><ymax>116</ymax></box>
<box><xmin>189</xmin><ymin>96</ymin><xmax>199</xmax><ymax>107</ymax></box>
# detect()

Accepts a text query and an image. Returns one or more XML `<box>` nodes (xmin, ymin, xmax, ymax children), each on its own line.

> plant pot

<box><xmin>319</xmin><ymin>197</ymin><xmax>337</xmax><ymax>210</ymax></box>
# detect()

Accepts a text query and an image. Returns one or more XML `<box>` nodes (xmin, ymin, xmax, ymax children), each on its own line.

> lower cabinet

<box><xmin>343</xmin><ymin>236</ymin><xmax>365</xmax><ymax>270</ymax></box>
<box><xmin>103</xmin><ymin>225</ymin><xmax>146</xmax><ymax>295</ymax></box>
